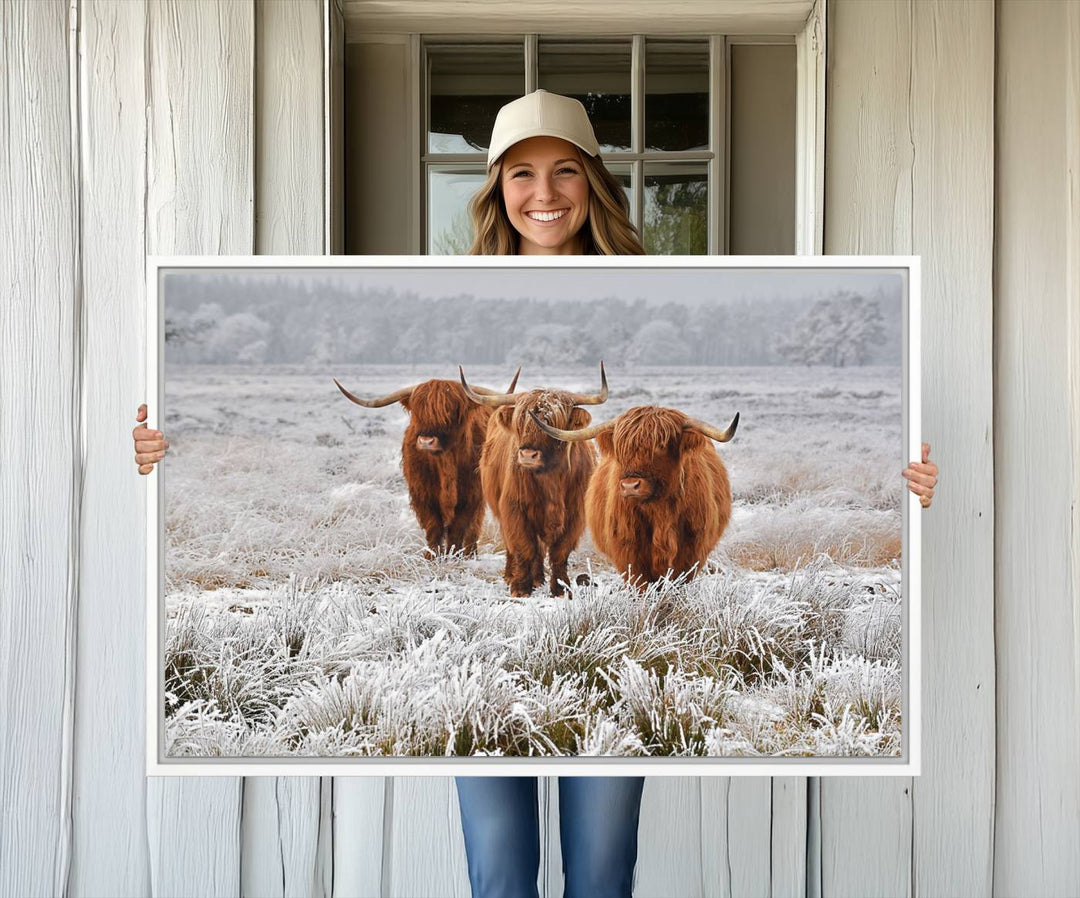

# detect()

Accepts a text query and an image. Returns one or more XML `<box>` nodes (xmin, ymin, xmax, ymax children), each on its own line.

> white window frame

<box><xmin>404</xmin><ymin>0</ymin><xmax>825</xmax><ymax>256</ymax></box>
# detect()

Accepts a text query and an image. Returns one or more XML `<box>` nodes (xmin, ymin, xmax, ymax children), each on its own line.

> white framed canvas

<box><xmin>146</xmin><ymin>255</ymin><xmax>920</xmax><ymax>776</ymax></box>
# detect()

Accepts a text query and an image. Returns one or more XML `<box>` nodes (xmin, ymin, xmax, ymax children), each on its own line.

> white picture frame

<box><xmin>146</xmin><ymin>254</ymin><xmax>920</xmax><ymax>777</ymax></box>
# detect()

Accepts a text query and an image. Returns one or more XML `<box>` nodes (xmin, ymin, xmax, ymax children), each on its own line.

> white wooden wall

<box><xmin>2</xmin><ymin>1</ymin><xmax>1078</xmax><ymax>896</ymax></box>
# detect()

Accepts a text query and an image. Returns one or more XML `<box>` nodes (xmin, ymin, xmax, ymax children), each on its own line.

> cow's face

<box><xmin>605</xmin><ymin>407</ymin><xmax>706</xmax><ymax>501</ymax></box>
<box><xmin>494</xmin><ymin>390</ymin><xmax>591</xmax><ymax>472</ymax></box>
<box><xmin>402</xmin><ymin>380</ymin><xmax>474</xmax><ymax>454</ymax></box>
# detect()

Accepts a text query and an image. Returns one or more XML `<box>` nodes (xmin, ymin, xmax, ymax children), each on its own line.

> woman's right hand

<box><xmin>133</xmin><ymin>403</ymin><xmax>169</xmax><ymax>474</ymax></box>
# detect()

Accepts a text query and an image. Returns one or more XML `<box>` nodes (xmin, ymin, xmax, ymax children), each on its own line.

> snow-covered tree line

<box><xmin>772</xmin><ymin>292</ymin><xmax>888</xmax><ymax>367</ymax></box>
<box><xmin>163</xmin><ymin>273</ymin><xmax>901</xmax><ymax>367</ymax></box>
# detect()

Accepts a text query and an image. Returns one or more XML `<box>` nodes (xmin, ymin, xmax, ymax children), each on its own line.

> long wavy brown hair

<box><xmin>467</xmin><ymin>150</ymin><xmax>645</xmax><ymax>256</ymax></box>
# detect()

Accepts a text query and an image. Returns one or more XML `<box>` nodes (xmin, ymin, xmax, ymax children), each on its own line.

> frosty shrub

<box><xmin>164</xmin><ymin>557</ymin><xmax>903</xmax><ymax>757</ymax></box>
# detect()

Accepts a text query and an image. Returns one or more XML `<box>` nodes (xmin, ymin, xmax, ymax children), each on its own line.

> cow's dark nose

<box><xmin>517</xmin><ymin>448</ymin><xmax>543</xmax><ymax>467</ymax></box>
<box><xmin>620</xmin><ymin>477</ymin><xmax>644</xmax><ymax>498</ymax></box>
<box><xmin>417</xmin><ymin>435</ymin><xmax>441</xmax><ymax>452</ymax></box>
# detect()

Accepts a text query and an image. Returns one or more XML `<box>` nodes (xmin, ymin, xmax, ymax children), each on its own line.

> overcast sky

<box><xmin>164</xmin><ymin>266</ymin><xmax>905</xmax><ymax>309</ymax></box>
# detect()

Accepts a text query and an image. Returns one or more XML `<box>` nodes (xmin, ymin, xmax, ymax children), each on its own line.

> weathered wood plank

<box><xmin>145</xmin><ymin>0</ymin><xmax>254</xmax><ymax>256</ymax></box>
<box><xmin>908</xmin><ymin>2</ymin><xmax>995</xmax><ymax>895</ymax></box>
<box><xmin>332</xmin><ymin>778</ymin><xmax>386</xmax><ymax>898</ymax></box>
<box><xmin>0</xmin><ymin>1</ymin><xmax>78</xmax><ymax>895</ymax></box>
<box><xmin>825</xmin><ymin>0</ymin><xmax>913</xmax><ymax>254</ymax></box>
<box><xmin>387</xmin><ymin>778</ymin><xmax>470</xmax><ymax>898</ymax></box>
<box><xmin>771</xmin><ymin>777</ymin><xmax>808</xmax><ymax>897</ymax></box>
<box><xmin>636</xmin><ymin>778</ymin><xmax>703</xmax><ymax>898</ymax></box>
<box><xmin>254</xmin><ymin>0</ymin><xmax>324</xmax><ymax>255</ymax></box>
<box><xmin>69</xmin><ymin>1</ymin><xmax>152</xmax><ymax>894</ymax></box>
<box><xmin>147</xmin><ymin>778</ymin><xmax>243</xmax><ymax>898</ymax></box>
<box><xmin>703</xmin><ymin>777</ymin><xmax>805</xmax><ymax>896</ymax></box>
<box><xmin>820</xmin><ymin>780</ymin><xmax>911</xmax><ymax>898</ymax></box>
<box><xmin>821</xmin><ymin>3</ymin><xmax>914</xmax><ymax>894</ymax></box>
<box><xmin>700</xmin><ymin>778</ymin><xmax>775</xmax><ymax>898</ymax></box>
<box><xmin>241</xmin><ymin>778</ymin><xmax>326</xmax><ymax>898</ymax></box>
<box><xmin>145</xmin><ymin>1</ymin><xmax>254</xmax><ymax>894</ymax></box>
<box><xmin>994</xmin><ymin>1</ymin><xmax>1080</xmax><ymax>891</ymax></box>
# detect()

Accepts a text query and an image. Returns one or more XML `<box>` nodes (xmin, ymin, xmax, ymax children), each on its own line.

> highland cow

<box><xmin>532</xmin><ymin>404</ymin><xmax>739</xmax><ymax>585</ymax></box>
<box><xmin>460</xmin><ymin>364</ymin><xmax>609</xmax><ymax>597</ymax></box>
<box><xmin>334</xmin><ymin>370</ymin><xmax>518</xmax><ymax>555</ymax></box>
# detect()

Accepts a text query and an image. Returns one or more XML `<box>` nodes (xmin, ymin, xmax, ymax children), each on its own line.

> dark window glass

<box><xmin>428</xmin><ymin>44</ymin><xmax>525</xmax><ymax>153</ymax></box>
<box><xmin>645</xmin><ymin>41</ymin><xmax>709</xmax><ymax>152</ymax></box>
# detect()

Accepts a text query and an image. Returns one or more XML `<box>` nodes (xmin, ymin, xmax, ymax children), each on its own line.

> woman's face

<box><xmin>499</xmin><ymin>136</ymin><xmax>590</xmax><ymax>255</ymax></box>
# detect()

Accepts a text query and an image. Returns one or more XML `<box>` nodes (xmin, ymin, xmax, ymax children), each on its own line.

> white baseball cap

<box><xmin>486</xmin><ymin>90</ymin><xmax>601</xmax><ymax>169</ymax></box>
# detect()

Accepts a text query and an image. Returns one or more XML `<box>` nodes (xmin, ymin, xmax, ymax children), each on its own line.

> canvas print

<box><xmin>153</xmin><ymin>261</ymin><xmax>913</xmax><ymax>766</ymax></box>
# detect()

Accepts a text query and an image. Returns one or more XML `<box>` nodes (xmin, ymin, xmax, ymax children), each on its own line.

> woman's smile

<box><xmin>525</xmin><ymin>208</ymin><xmax>569</xmax><ymax>223</ymax></box>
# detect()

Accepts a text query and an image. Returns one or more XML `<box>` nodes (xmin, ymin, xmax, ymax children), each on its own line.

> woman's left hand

<box><xmin>903</xmin><ymin>442</ymin><xmax>938</xmax><ymax>508</ymax></box>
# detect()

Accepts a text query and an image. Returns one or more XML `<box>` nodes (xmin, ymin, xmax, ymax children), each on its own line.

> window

<box><xmin>421</xmin><ymin>35</ymin><xmax>796</xmax><ymax>256</ymax></box>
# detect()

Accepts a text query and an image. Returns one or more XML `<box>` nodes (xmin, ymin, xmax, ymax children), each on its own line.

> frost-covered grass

<box><xmin>163</xmin><ymin>364</ymin><xmax>905</xmax><ymax>758</ymax></box>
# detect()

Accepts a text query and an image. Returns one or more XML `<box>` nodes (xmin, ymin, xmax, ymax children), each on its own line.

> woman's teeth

<box><xmin>527</xmin><ymin>209</ymin><xmax>567</xmax><ymax>222</ymax></box>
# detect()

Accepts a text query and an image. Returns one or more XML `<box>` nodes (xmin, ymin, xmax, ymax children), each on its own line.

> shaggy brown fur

<box><xmin>587</xmin><ymin>406</ymin><xmax>732</xmax><ymax>585</ymax></box>
<box><xmin>395</xmin><ymin>380</ymin><xmax>492</xmax><ymax>555</ymax></box>
<box><xmin>480</xmin><ymin>390</ymin><xmax>597</xmax><ymax>596</ymax></box>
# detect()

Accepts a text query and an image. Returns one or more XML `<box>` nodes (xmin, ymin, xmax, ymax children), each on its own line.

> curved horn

<box><xmin>529</xmin><ymin>410</ymin><xmax>617</xmax><ymax>442</ymax></box>
<box><xmin>564</xmin><ymin>361</ymin><xmax>608</xmax><ymax>406</ymax></box>
<box><xmin>467</xmin><ymin>366</ymin><xmax>521</xmax><ymax>396</ymax></box>
<box><xmin>334</xmin><ymin>378</ymin><xmax>415</xmax><ymax>408</ymax></box>
<box><xmin>684</xmin><ymin>411</ymin><xmax>739</xmax><ymax>443</ymax></box>
<box><xmin>459</xmin><ymin>366</ymin><xmax>518</xmax><ymax>407</ymax></box>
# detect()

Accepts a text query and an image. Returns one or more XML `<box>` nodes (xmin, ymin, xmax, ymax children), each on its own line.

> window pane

<box><xmin>428</xmin><ymin>167</ymin><xmax>487</xmax><ymax>254</ymax></box>
<box><xmin>538</xmin><ymin>40</ymin><xmax>632</xmax><ymax>153</ymax></box>
<box><xmin>428</xmin><ymin>44</ymin><xmax>524</xmax><ymax>154</ymax></box>
<box><xmin>645</xmin><ymin>40</ymin><xmax>709</xmax><ymax>152</ymax></box>
<box><xmin>643</xmin><ymin>163</ymin><xmax>707</xmax><ymax>255</ymax></box>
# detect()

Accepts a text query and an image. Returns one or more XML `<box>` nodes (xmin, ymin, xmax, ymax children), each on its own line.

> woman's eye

<box><xmin>511</xmin><ymin>170</ymin><xmax>532</xmax><ymax>178</ymax></box>
<box><xmin>557</xmin><ymin>167</ymin><xmax>580</xmax><ymax>176</ymax></box>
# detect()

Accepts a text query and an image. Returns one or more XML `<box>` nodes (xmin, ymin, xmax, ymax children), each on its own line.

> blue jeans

<box><xmin>454</xmin><ymin>776</ymin><xmax>645</xmax><ymax>898</ymax></box>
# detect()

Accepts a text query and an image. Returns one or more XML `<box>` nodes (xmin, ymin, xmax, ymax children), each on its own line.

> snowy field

<box><xmin>162</xmin><ymin>363</ymin><xmax>905</xmax><ymax>759</ymax></box>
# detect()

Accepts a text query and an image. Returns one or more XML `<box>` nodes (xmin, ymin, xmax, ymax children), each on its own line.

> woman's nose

<box><xmin>533</xmin><ymin>174</ymin><xmax>558</xmax><ymax>201</ymax></box>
